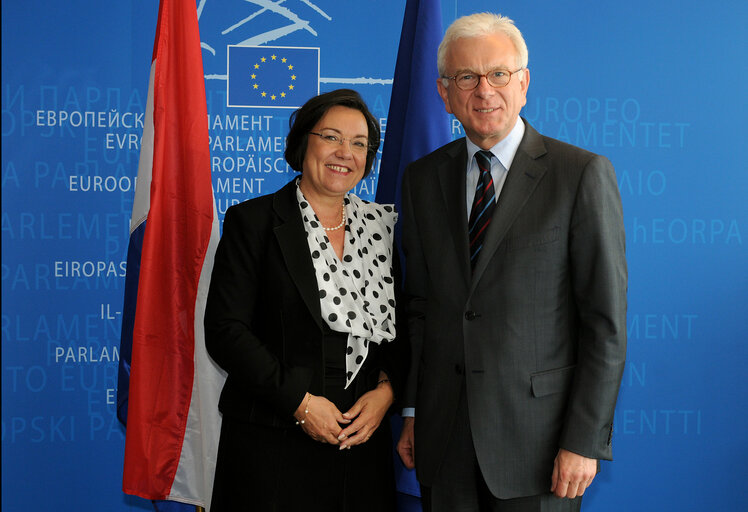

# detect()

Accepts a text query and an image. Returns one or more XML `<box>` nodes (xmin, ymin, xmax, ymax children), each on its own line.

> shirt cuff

<box><xmin>401</xmin><ymin>407</ymin><xmax>415</xmax><ymax>417</ymax></box>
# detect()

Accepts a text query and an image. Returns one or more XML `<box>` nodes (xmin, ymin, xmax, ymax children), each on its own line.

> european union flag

<box><xmin>227</xmin><ymin>45</ymin><xmax>319</xmax><ymax>108</ymax></box>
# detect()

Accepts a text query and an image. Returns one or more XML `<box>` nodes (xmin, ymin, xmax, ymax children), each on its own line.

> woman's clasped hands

<box><xmin>293</xmin><ymin>376</ymin><xmax>394</xmax><ymax>450</ymax></box>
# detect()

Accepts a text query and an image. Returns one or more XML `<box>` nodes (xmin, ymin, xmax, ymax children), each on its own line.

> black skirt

<box><xmin>211</xmin><ymin>330</ymin><xmax>396</xmax><ymax>512</ymax></box>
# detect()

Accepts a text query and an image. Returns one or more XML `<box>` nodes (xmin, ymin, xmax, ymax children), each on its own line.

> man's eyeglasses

<box><xmin>443</xmin><ymin>68</ymin><xmax>524</xmax><ymax>91</ymax></box>
<box><xmin>309</xmin><ymin>130</ymin><xmax>371</xmax><ymax>155</ymax></box>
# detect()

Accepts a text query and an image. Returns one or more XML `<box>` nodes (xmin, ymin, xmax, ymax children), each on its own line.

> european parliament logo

<box><xmin>227</xmin><ymin>45</ymin><xmax>320</xmax><ymax>109</ymax></box>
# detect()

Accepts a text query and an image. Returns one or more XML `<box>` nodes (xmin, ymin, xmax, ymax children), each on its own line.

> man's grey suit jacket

<box><xmin>400</xmin><ymin>120</ymin><xmax>627</xmax><ymax>499</ymax></box>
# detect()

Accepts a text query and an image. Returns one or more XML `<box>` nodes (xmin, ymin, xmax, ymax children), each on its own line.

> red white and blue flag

<box><xmin>117</xmin><ymin>0</ymin><xmax>225</xmax><ymax>510</ymax></box>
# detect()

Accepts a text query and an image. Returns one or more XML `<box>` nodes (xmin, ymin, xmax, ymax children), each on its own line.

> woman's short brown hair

<box><xmin>284</xmin><ymin>89</ymin><xmax>380</xmax><ymax>177</ymax></box>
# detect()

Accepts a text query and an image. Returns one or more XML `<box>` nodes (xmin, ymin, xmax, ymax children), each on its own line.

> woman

<box><xmin>205</xmin><ymin>89</ymin><xmax>407</xmax><ymax>511</ymax></box>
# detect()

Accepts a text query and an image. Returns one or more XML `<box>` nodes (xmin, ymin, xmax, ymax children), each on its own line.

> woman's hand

<box><xmin>294</xmin><ymin>393</ymin><xmax>349</xmax><ymax>445</ymax></box>
<box><xmin>337</xmin><ymin>374</ymin><xmax>394</xmax><ymax>449</ymax></box>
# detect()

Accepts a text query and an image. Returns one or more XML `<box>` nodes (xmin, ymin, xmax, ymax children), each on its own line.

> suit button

<box><xmin>454</xmin><ymin>364</ymin><xmax>463</xmax><ymax>375</ymax></box>
<box><xmin>465</xmin><ymin>311</ymin><xmax>477</xmax><ymax>321</ymax></box>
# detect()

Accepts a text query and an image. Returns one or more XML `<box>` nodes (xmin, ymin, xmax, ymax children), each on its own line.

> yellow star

<box><xmin>261</xmin><ymin>92</ymin><xmax>267</xmax><ymax>97</ymax></box>
<box><xmin>288</xmin><ymin>64</ymin><xmax>294</xmax><ymax>70</ymax></box>
<box><xmin>271</xmin><ymin>54</ymin><xmax>277</xmax><ymax>60</ymax></box>
<box><xmin>281</xmin><ymin>92</ymin><xmax>286</xmax><ymax>98</ymax></box>
<box><xmin>253</xmin><ymin>84</ymin><xmax>259</xmax><ymax>89</ymax></box>
<box><xmin>288</xmin><ymin>84</ymin><xmax>294</xmax><ymax>90</ymax></box>
<box><xmin>251</xmin><ymin>74</ymin><xmax>256</xmax><ymax>79</ymax></box>
<box><xmin>281</xmin><ymin>57</ymin><xmax>287</xmax><ymax>63</ymax></box>
<box><xmin>254</xmin><ymin>63</ymin><xmax>259</xmax><ymax>69</ymax></box>
<box><xmin>271</xmin><ymin>95</ymin><xmax>277</xmax><ymax>100</ymax></box>
<box><xmin>291</xmin><ymin>75</ymin><xmax>296</xmax><ymax>80</ymax></box>
<box><xmin>261</xmin><ymin>57</ymin><xmax>266</xmax><ymax>62</ymax></box>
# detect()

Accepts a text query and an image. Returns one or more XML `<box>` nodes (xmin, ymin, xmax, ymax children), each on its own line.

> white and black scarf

<box><xmin>296</xmin><ymin>182</ymin><xmax>397</xmax><ymax>388</ymax></box>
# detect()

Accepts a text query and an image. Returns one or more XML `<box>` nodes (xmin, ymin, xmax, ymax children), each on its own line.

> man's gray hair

<box><xmin>437</xmin><ymin>12</ymin><xmax>529</xmax><ymax>83</ymax></box>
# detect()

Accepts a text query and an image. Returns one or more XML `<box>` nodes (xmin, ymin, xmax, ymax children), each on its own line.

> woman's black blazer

<box><xmin>205</xmin><ymin>179</ymin><xmax>408</xmax><ymax>428</ymax></box>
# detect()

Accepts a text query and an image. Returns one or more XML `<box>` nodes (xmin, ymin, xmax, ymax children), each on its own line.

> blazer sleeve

<box><xmin>204</xmin><ymin>204</ymin><xmax>311</xmax><ymax>418</ymax></box>
<box><xmin>400</xmin><ymin>164</ymin><xmax>428</xmax><ymax>410</ymax></box>
<box><xmin>560</xmin><ymin>154</ymin><xmax>628</xmax><ymax>460</ymax></box>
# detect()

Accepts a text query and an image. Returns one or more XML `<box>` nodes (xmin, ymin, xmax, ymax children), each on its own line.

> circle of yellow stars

<box><xmin>251</xmin><ymin>54</ymin><xmax>296</xmax><ymax>101</ymax></box>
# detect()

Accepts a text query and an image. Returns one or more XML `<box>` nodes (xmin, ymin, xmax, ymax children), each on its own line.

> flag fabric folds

<box><xmin>117</xmin><ymin>0</ymin><xmax>225</xmax><ymax>510</ymax></box>
<box><xmin>376</xmin><ymin>0</ymin><xmax>452</xmax><ymax>505</ymax></box>
<box><xmin>376</xmin><ymin>0</ymin><xmax>452</xmax><ymax>211</ymax></box>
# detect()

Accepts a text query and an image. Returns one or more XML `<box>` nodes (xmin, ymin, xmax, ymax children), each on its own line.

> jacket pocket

<box><xmin>530</xmin><ymin>364</ymin><xmax>576</xmax><ymax>398</ymax></box>
<box><xmin>506</xmin><ymin>227</ymin><xmax>560</xmax><ymax>252</ymax></box>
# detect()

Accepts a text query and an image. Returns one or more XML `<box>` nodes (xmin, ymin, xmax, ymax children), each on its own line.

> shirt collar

<box><xmin>465</xmin><ymin>117</ymin><xmax>525</xmax><ymax>170</ymax></box>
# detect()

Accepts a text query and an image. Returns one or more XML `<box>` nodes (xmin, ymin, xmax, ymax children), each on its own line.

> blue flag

<box><xmin>227</xmin><ymin>45</ymin><xmax>319</xmax><ymax>108</ymax></box>
<box><xmin>376</xmin><ymin>0</ymin><xmax>451</xmax><ymax>508</ymax></box>
<box><xmin>376</xmin><ymin>0</ymin><xmax>451</xmax><ymax>209</ymax></box>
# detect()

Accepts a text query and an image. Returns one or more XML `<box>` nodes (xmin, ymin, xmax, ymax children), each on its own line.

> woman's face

<box><xmin>300</xmin><ymin>105</ymin><xmax>368</xmax><ymax>203</ymax></box>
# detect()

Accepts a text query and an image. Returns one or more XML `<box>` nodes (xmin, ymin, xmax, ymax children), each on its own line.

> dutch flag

<box><xmin>117</xmin><ymin>0</ymin><xmax>225</xmax><ymax>510</ymax></box>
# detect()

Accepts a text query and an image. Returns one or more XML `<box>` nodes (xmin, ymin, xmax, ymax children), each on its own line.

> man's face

<box><xmin>437</xmin><ymin>33</ymin><xmax>530</xmax><ymax>149</ymax></box>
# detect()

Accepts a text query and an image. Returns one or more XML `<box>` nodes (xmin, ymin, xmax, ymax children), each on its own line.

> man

<box><xmin>396</xmin><ymin>12</ymin><xmax>627</xmax><ymax>512</ymax></box>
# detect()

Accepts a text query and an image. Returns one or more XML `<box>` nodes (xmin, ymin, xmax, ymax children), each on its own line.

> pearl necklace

<box><xmin>322</xmin><ymin>203</ymin><xmax>346</xmax><ymax>231</ymax></box>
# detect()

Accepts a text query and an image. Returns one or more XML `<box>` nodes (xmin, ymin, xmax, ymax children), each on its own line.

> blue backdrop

<box><xmin>2</xmin><ymin>1</ymin><xmax>746</xmax><ymax>510</ymax></box>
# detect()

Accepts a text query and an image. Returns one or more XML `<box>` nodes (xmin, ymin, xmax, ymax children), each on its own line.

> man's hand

<box><xmin>396</xmin><ymin>416</ymin><xmax>416</xmax><ymax>469</ymax></box>
<box><xmin>551</xmin><ymin>448</ymin><xmax>597</xmax><ymax>498</ymax></box>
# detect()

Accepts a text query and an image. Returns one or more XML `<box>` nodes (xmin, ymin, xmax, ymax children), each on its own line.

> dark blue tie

<box><xmin>468</xmin><ymin>150</ymin><xmax>496</xmax><ymax>271</ymax></box>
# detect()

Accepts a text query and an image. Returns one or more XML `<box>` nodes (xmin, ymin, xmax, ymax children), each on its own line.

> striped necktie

<box><xmin>468</xmin><ymin>150</ymin><xmax>496</xmax><ymax>271</ymax></box>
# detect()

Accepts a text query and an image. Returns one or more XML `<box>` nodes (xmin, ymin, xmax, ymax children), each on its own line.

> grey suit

<box><xmin>401</xmin><ymin>120</ymin><xmax>627</xmax><ymax>500</ymax></box>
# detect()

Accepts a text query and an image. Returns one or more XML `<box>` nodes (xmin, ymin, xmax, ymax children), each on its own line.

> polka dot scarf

<box><xmin>296</xmin><ymin>182</ymin><xmax>398</xmax><ymax>388</ymax></box>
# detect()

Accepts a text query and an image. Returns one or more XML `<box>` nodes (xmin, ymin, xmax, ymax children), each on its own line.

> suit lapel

<box><xmin>437</xmin><ymin>141</ymin><xmax>471</xmax><ymax>286</ymax></box>
<box><xmin>471</xmin><ymin>122</ymin><xmax>548</xmax><ymax>285</ymax></box>
<box><xmin>272</xmin><ymin>180</ymin><xmax>323</xmax><ymax>328</ymax></box>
